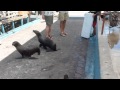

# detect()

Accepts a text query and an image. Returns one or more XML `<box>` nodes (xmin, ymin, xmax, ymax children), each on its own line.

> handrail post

<box><xmin>1</xmin><ymin>24</ymin><xmax>5</xmax><ymax>33</ymax></box>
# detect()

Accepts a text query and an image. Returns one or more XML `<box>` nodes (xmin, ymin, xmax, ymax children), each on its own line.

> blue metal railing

<box><xmin>0</xmin><ymin>17</ymin><xmax>40</xmax><ymax>41</ymax></box>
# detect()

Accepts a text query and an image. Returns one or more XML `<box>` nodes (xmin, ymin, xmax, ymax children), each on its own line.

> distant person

<box><xmin>58</xmin><ymin>11</ymin><xmax>69</xmax><ymax>37</ymax></box>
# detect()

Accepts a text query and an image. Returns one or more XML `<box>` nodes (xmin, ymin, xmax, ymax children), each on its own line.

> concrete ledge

<box><xmin>85</xmin><ymin>16</ymin><xmax>118</xmax><ymax>79</ymax></box>
<box><xmin>97</xmin><ymin>17</ymin><xmax>118</xmax><ymax>79</ymax></box>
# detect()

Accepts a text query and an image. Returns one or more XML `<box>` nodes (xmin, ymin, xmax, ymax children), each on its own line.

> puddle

<box><xmin>107</xmin><ymin>27</ymin><xmax>120</xmax><ymax>50</ymax></box>
<box><xmin>103</xmin><ymin>20</ymin><xmax>120</xmax><ymax>50</ymax></box>
<box><xmin>106</xmin><ymin>26</ymin><xmax>120</xmax><ymax>79</ymax></box>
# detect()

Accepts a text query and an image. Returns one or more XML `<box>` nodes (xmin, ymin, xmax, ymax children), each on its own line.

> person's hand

<box><xmin>42</xmin><ymin>15</ymin><xmax>45</xmax><ymax>20</ymax></box>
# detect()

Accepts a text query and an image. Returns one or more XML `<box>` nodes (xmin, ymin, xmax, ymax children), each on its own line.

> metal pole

<box><xmin>1</xmin><ymin>24</ymin><xmax>5</xmax><ymax>33</ymax></box>
<box><xmin>12</xmin><ymin>21</ymin><xmax>15</xmax><ymax>29</ymax></box>
<box><xmin>36</xmin><ymin>11</ymin><xmax>38</xmax><ymax>19</ymax></box>
<box><xmin>27</xmin><ymin>17</ymin><xmax>29</xmax><ymax>23</ymax></box>
<box><xmin>21</xmin><ymin>18</ymin><xmax>23</xmax><ymax>25</ymax></box>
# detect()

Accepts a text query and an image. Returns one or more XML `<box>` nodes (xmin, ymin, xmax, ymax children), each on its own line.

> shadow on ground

<box><xmin>0</xmin><ymin>17</ymin><xmax>89</xmax><ymax>79</ymax></box>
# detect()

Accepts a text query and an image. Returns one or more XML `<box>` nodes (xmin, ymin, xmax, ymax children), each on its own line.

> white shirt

<box><xmin>44</xmin><ymin>11</ymin><xmax>54</xmax><ymax>16</ymax></box>
<box><xmin>59</xmin><ymin>11</ymin><xmax>68</xmax><ymax>13</ymax></box>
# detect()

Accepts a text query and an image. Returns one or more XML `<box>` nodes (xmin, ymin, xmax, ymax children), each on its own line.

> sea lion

<box><xmin>33</xmin><ymin>30</ymin><xmax>58</xmax><ymax>52</ymax></box>
<box><xmin>12</xmin><ymin>41</ymin><xmax>40</xmax><ymax>58</ymax></box>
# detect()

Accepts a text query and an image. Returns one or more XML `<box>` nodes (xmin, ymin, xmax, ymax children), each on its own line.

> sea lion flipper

<box><xmin>38</xmin><ymin>49</ymin><xmax>40</xmax><ymax>55</ymax></box>
<box><xmin>46</xmin><ymin>49</ymin><xmax>52</xmax><ymax>52</ymax></box>
<box><xmin>43</xmin><ymin>46</ymin><xmax>47</xmax><ymax>50</ymax></box>
<box><xmin>22</xmin><ymin>55</ymin><xmax>25</xmax><ymax>58</ymax></box>
<box><xmin>39</xmin><ymin>43</ymin><xmax>43</xmax><ymax>47</ymax></box>
<box><xmin>56</xmin><ymin>48</ymin><xmax>61</xmax><ymax>51</ymax></box>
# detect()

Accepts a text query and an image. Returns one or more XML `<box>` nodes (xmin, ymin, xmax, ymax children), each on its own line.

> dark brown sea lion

<box><xmin>33</xmin><ymin>30</ymin><xmax>59</xmax><ymax>52</ymax></box>
<box><xmin>12</xmin><ymin>41</ymin><xmax>40</xmax><ymax>58</ymax></box>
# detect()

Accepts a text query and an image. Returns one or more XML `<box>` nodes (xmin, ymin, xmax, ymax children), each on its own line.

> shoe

<box><xmin>48</xmin><ymin>35</ymin><xmax>53</xmax><ymax>39</ymax></box>
<box><xmin>60</xmin><ymin>33</ymin><xmax>66</xmax><ymax>37</ymax></box>
<box><xmin>46</xmin><ymin>35</ymin><xmax>53</xmax><ymax>40</ymax></box>
<box><xmin>63</xmin><ymin>32</ymin><xmax>68</xmax><ymax>35</ymax></box>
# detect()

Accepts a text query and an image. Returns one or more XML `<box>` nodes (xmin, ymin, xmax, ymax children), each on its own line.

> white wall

<box><xmin>69</xmin><ymin>11</ymin><xmax>89</xmax><ymax>17</ymax></box>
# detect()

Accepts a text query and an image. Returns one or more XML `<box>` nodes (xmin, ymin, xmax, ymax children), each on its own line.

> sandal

<box><xmin>46</xmin><ymin>35</ymin><xmax>53</xmax><ymax>40</ymax></box>
<box><xmin>63</xmin><ymin>32</ymin><xmax>68</xmax><ymax>35</ymax></box>
<box><xmin>48</xmin><ymin>35</ymin><xmax>53</xmax><ymax>39</ymax></box>
<box><xmin>60</xmin><ymin>33</ymin><xmax>66</xmax><ymax>37</ymax></box>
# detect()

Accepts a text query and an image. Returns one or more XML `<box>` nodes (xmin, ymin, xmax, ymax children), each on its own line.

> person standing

<box><xmin>58</xmin><ymin>11</ymin><xmax>69</xmax><ymax>37</ymax></box>
<box><xmin>42</xmin><ymin>11</ymin><xmax>54</xmax><ymax>39</ymax></box>
<box><xmin>90</xmin><ymin>11</ymin><xmax>101</xmax><ymax>36</ymax></box>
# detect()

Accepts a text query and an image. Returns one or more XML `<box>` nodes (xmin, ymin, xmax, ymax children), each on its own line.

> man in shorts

<box><xmin>58</xmin><ymin>11</ymin><xmax>69</xmax><ymax>37</ymax></box>
<box><xmin>90</xmin><ymin>11</ymin><xmax>101</xmax><ymax>36</ymax></box>
<box><xmin>42</xmin><ymin>11</ymin><xmax>54</xmax><ymax>39</ymax></box>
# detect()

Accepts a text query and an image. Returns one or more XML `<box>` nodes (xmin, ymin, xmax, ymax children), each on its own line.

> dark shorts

<box><xmin>44</xmin><ymin>16</ymin><xmax>53</xmax><ymax>26</ymax></box>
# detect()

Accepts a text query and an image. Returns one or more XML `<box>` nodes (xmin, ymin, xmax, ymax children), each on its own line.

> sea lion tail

<box><xmin>55</xmin><ymin>48</ymin><xmax>61</xmax><ymax>51</ymax></box>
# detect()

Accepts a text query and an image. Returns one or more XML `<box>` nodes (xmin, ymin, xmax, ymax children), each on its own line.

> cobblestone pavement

<box><xmin>0</xmin><ymin>17</ymin><xmax>89</xmax><ymax>79</ymax></box>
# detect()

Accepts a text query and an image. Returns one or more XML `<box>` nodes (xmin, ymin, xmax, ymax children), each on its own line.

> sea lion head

<box><xmin>12</xmin><ymin>41</ymin><xmax>21</xmax><ymax>47</ymax></box>
<box><xmin>33</xmin><ymin>30</ymin><xmax>42</xmax><ymax>37</ymax></box>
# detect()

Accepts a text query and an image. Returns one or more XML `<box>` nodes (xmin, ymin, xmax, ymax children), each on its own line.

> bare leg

<box><xmin>63</xmin><ymin>20</ymin><xmax>67</xmax><ymax>35</ymax></box>
<box><xmin>60</xmin><ymin>20</ymin><xmax>67</xmax><ymax>35</ymax></box>
<box><xmin>60</xmin><ymin>21</ymin><xmax>66</xmax><ymax>36</ymax></box>
<box><xmin>60</xmin><ymin>21</ymin><xmax>64</xmax><ymax>33</ymax></box>
<box><xmin>45</xmin><ymin>25</ymin><xmax>52</xmax><ymax>39</ymax></box>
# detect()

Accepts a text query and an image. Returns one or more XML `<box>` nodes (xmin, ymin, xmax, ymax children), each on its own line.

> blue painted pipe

<box><xmin>27</xmin><ymin>17</ymin><xmax>29</xmax><ymax>23</ymax></box>
<box><xmin>0</xmin><ymin>31</ymin><xmax>2</xmax><ymax>35</ymax></box>
<box><xmin>12</xmin><ymin>21</ymin><xmax>15</xmax><ymax>29</ymax></box>
<box><xmin>0</xmin><ymin>25</ymin><xmax>2</xmax><ymax>34</ymax></box>
<box><xmin>1</xmin><ymin>24</ymin><xmax>5</xmax><ymax>33</ymax></box>
<box><xmin>0</xmin><ymin>19</ymin><xmax>40</xmax><ymax>41</ymax></box>
<box><xmin>21</xmin><ymin>19</ymin><xmax>23</xmax><ymax>26</ymax></box>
